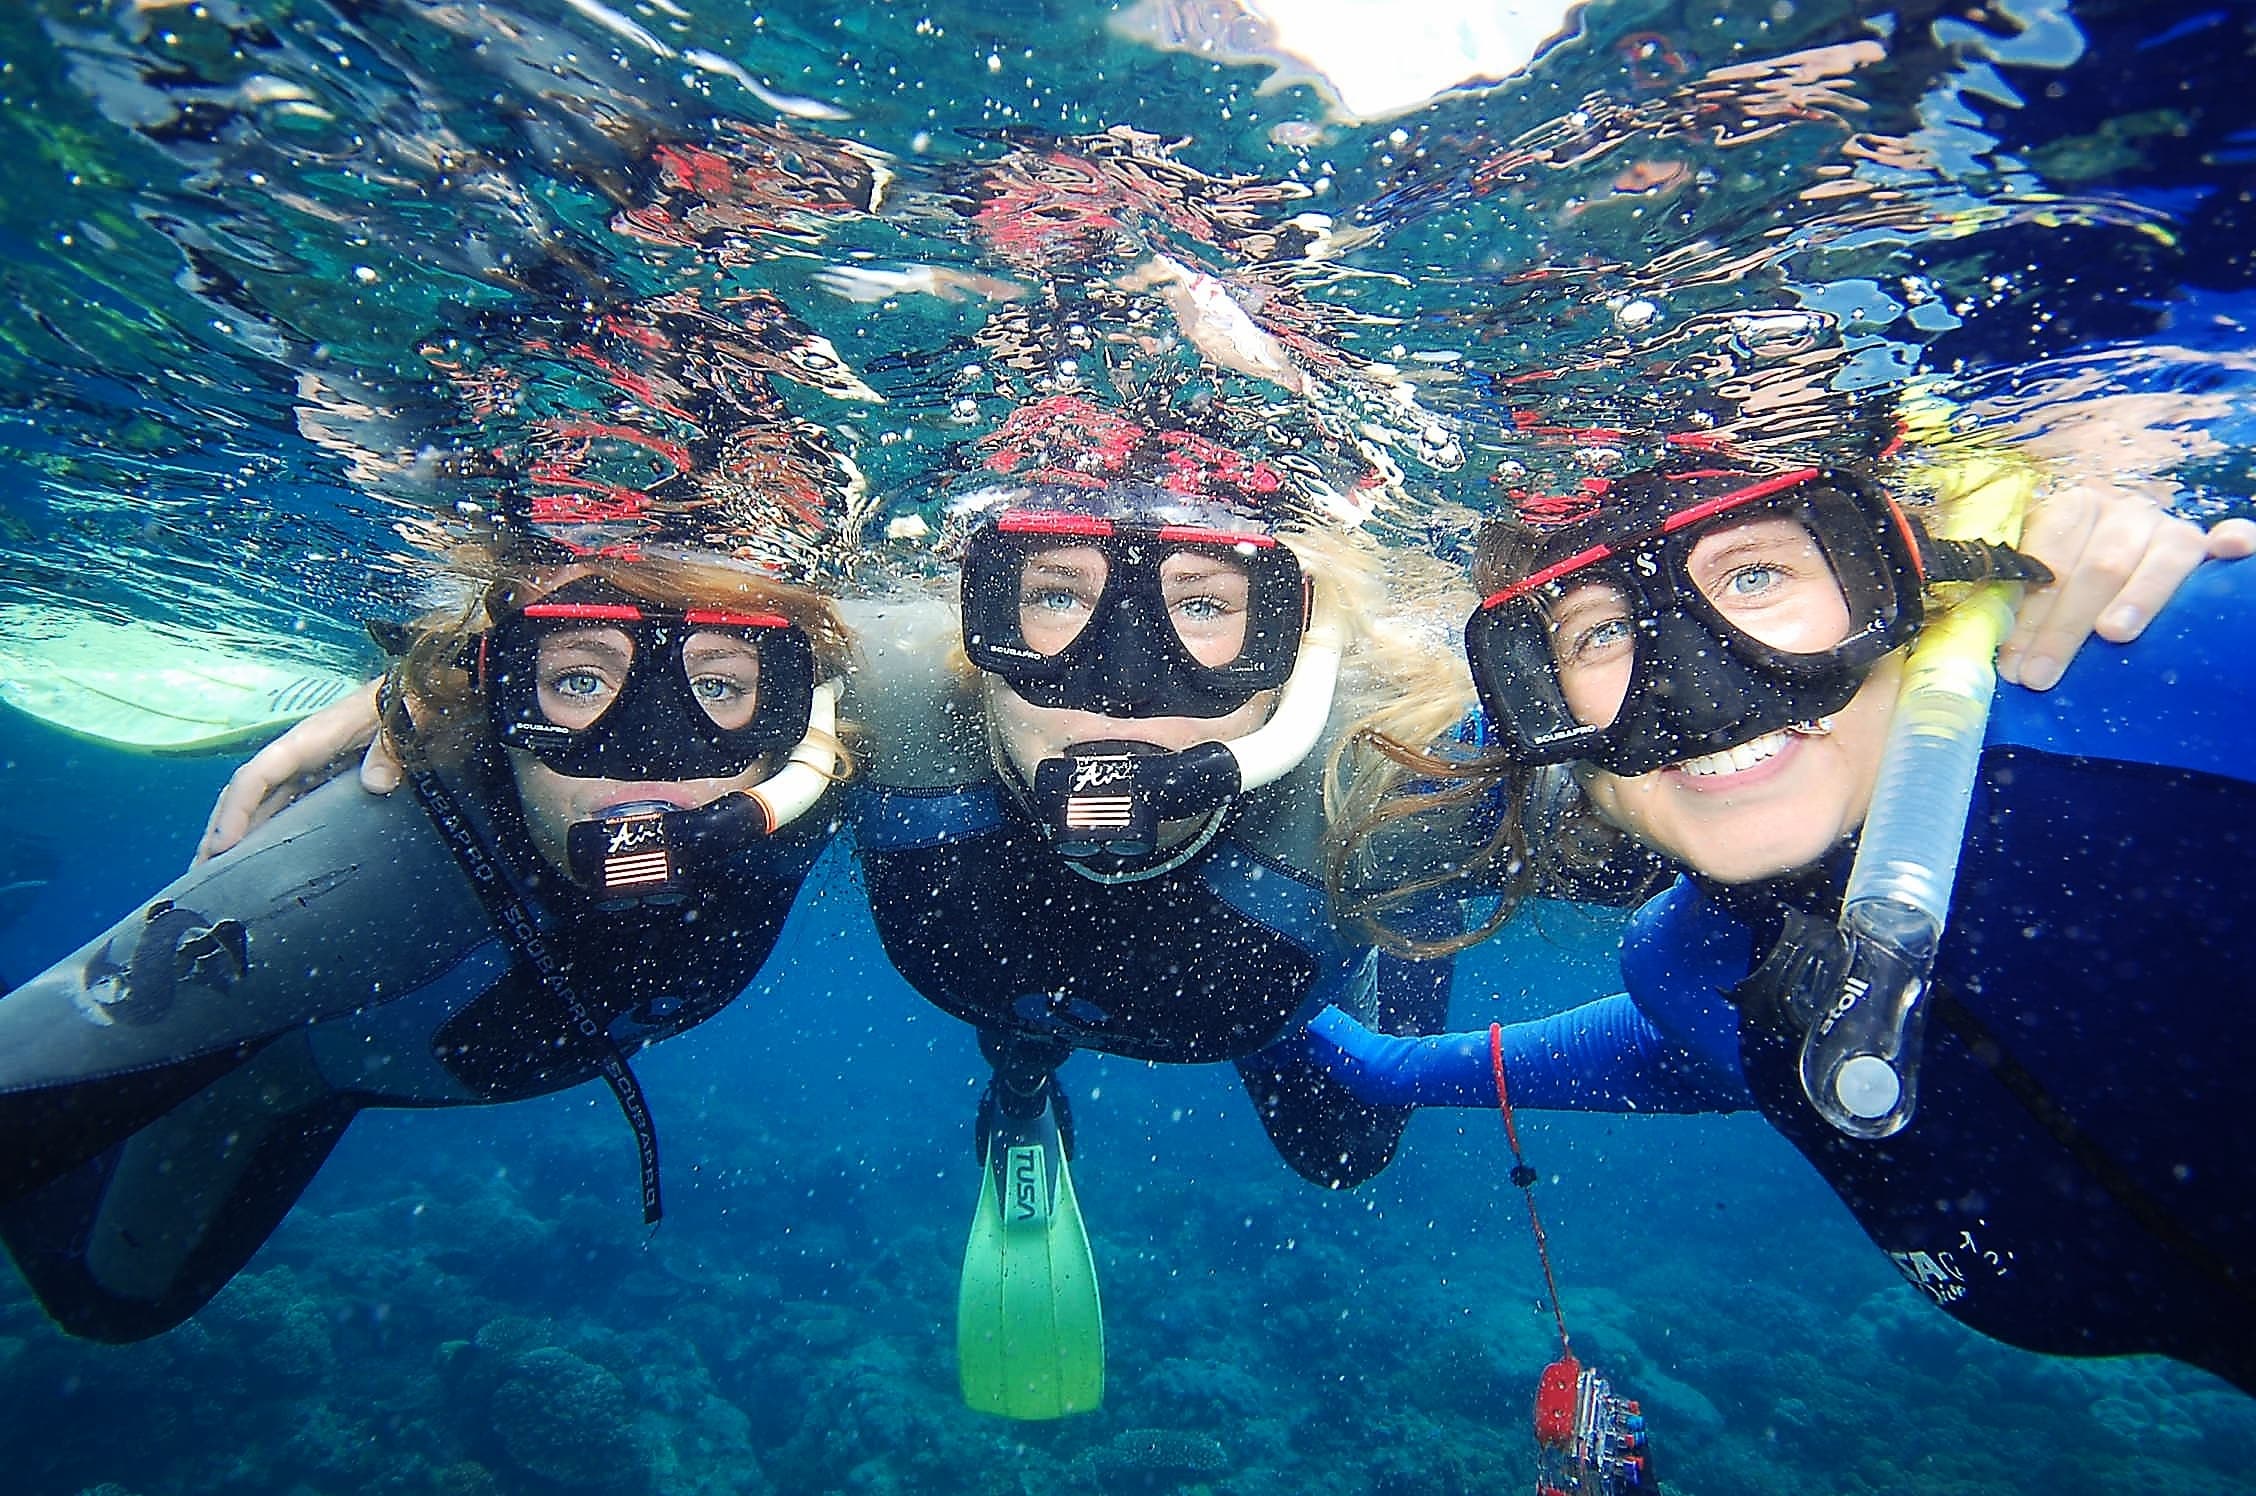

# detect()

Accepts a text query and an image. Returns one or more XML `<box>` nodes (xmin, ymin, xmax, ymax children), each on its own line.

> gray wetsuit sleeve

<box><xmin>0</xmin><ymin>775</ymin><xmax>498</xmax><ymax>1197</ymax></box>
<box><xmin>0</xmin><ymin>775</ymin><xmax>492</xmax><ymax>1094</ymax></box>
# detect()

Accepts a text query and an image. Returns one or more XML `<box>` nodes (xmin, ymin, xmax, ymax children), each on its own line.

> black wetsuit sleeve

<box><xmin>0</xmin><ymin>1037</ymin><xmax>355</xmax><ymax>1341</ymax></box>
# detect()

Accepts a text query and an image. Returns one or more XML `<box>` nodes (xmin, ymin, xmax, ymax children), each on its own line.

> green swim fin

<box><xmin>957</xmin><ymin>1096</ymin><xmax>1103</xmax><ymax>1419</ymax></box>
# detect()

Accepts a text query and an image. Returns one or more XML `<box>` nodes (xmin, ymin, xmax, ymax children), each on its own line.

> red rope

<box><xmin>1492</xmin><ymin>1022</ymin><xmax>1572</xmax><ymax>1356</ymax></box>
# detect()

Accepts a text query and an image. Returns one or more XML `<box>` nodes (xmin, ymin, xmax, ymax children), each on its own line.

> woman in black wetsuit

<box><xmin>852</xmin><ymin>460</ymin><xmax>1469</xmax><ymax>1194</ymax></box>
<box><xmin>0</xmin><ymin>544</ymin><xmax>852</xmax><ymax>1341</ymax></box>
<box><xmin>1311</xmin><ymin>454</ymin><xmax>2256</xmax><ymax>1391</ymax></box>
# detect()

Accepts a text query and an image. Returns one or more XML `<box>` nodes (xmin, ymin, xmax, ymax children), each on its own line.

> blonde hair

<box><xmin>1300</xmin><ymin>525</ymin><xmax>1522</xmax><ymax>956</ymax></box>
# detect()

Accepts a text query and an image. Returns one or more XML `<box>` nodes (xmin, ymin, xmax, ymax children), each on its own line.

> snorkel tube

<box><xmin>1798</xmin><ymin>449</ymin><xmax>2035</xmax><ymax>1138</ymax></box>
<box><xmin>1219</xmin><ymin>583</ymin><xmax>1347</xmax><ymax>792</ymax></box>
<box><xmin>748</xmin><ymin>678</ymin><xmax>846</xmax><ymax>831</ymax></box>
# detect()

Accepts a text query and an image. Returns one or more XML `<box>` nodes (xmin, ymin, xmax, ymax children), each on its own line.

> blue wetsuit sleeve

<box><xmin>1988</xmin><ymin>557</ymin><xmax>2256</xmax><ymax>784</ymax></box>
<box><xmin>1302</xmin><ymin>997</ymin><xmax>1748</xmax><ymax>1113</ymax></box>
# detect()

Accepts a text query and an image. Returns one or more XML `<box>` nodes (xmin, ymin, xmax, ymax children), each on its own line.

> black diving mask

<box><xmin>482</xmin><ymin>576</ymin><xmax>816</xmax><ymax>781</ymax></box>
<box><xmin>962</xmin><ymin>509</ymin><xmax>1308</xmax><ymax>720</ymax></box>
<box><xmin>1464</xmin><ymin>464</ymin><xmax>2048</xmax><ymax>777</ymax></box>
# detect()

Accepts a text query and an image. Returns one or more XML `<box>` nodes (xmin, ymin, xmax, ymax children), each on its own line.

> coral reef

<box><xmin>3</xmin><ymin>855</ymin><xmax>2251</xmax><ymax>1496</ymax></box>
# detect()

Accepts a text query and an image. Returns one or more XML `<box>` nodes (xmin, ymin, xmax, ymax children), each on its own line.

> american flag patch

<box><xmin>1065</xmin><ymin>795</ymin><xmax>1135</xmax><ymax>829</ymax></box>
<box><xmin>604</xmin><ymin>850</ymin><xmax>674</xmax><ymax>888</ymax></box>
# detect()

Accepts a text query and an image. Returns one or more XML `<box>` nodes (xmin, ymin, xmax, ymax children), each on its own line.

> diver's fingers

<box><xmin>2086</xmin><ymin>514</ymin><xmax>2215</xmax><ymax>643</ymax></box>
<box><xmin>2205</xmin><ymin>516</ymin><xmax>2256</xmax><ymax>559</ymax></box>
<box><xmin>359</xmin><ymin>726</ymin><xmax>406</xmax><ymax>794</ymax></box>
<box><xmin>1997</xmin><ymin>488</ymin><xmax>2099</xmax><ymax>688</ymax></box>
<box><xmin>196</xmin><ymin>792</ymin><xmax>254</xmax><ymax>865</ymax></box>
<box><xmin>197</xmin><ymin>755</ymin><xmax>327</xmax><ymax>864</ymax></box>
<box><xmin>191</xmin><ymin>679</ymin><xmax>386</xmax><ymax>864</ymax></box>
<box><xmin>2007</xmin><ymin>498</ymin><xmax>2208</xmax><ymax>687</ymax></box>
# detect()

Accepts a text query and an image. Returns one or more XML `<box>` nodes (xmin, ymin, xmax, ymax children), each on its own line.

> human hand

<box><xmin>194</xmin><ymin>677</ymin><xmax>395</xmax><ymax>862</ymax></box>
<box><xmin>2000</xmin><ymin>490</ymin><xmax>2256</xmax><ymax>690</ymax></box>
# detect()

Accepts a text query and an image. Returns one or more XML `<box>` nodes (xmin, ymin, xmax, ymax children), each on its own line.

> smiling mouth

<box><xmin>1674</xmin><ymin>718</ymin><xmax>1834</xmax><ymax>779</ymax></box>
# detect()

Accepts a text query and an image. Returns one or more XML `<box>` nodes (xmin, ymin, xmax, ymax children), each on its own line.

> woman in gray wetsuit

<box><xmin>0</xmin><ymin>544</ymin><xmax>852</xmax><ymax>1340</ymax></box>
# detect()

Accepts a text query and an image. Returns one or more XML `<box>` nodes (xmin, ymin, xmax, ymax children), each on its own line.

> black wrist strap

<box><xmin>1916</xmin><ymin>531</ymin><xmax>2056</xmax><ymax>588</ymax></box>
<box><xmin>383</xmin><ymin>681</ymin><xmax>664</xmax><ymax>1225</ymax></box>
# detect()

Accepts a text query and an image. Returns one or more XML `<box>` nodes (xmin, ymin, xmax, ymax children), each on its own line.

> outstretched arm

<box><xmin>1301</xmin><ymin>999</ymin><xmax>1752</xmax><ymax>1115</ymax></box>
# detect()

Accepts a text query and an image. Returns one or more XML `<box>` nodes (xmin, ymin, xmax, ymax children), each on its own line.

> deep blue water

<box><xmin>5</xmin><ymin>0</ymin><xmax>2256</xmax><ymax>1490</ymax></box>
<box><xmin>5</xmin><ymin>705</ymin><xmax>2253</xmax><ymax>1496</ymax></box>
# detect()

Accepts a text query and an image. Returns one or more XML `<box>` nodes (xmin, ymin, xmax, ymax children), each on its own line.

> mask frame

<box><xmin>1463</xmin><ymin>467</ymin><xmax>1928</xmax><ymax>776</ymax></box>
<box><xmin>481</xmin><ymin>576</ymin><xmax>816</xmax><ymax>781</ymax></box>
<box><xmin>962</xmin><ymin>510</ymin><xmax>1309</xmax><ymax>720</ymax></box>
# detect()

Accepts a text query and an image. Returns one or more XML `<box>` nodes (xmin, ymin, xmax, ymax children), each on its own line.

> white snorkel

<box><xmin>1214</xmin><ymin>582</ymin><xmax>1346</xmax><ymax>793</ymax></box>
<box><xmin>745</xmin><ymin>678</ymin><xmax>847</xmax><ymax>832</ymax></box>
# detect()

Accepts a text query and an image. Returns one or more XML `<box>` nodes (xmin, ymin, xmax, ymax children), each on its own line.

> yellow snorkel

<box><xmin>1799</xmin><ymin>423</ymin><xmax>2040</xmax><ymax>1138</ymax></box>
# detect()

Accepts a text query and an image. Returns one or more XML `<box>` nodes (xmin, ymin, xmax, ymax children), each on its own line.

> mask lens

<box><xmin>1158</xmin><ymin>547</ymin><xmax>1255</xmax><ymax>667</ymax></box>
<box><xmin>681</xmin><ymin>629</ymin><xmax>764</xmax><ymax>730</ymax></box>
<box><xmin>1541</xmin><ymin>579</ymin><xmax>1636</xmax><ymax>730</ymax></box>
<box><xmin>1684</xmin><ymin>513</ymin><xmax>1855</xmax><ymax>656</ymax></box>
<box><xmin>1014</xmin><ymin>543</ymin><xmax>1110</xmax><ymax>658</ymax></box>
<box><xmin>532</xmin><ymin>626</ymin><xmax>639</xmax><ymax>732</ymax></box>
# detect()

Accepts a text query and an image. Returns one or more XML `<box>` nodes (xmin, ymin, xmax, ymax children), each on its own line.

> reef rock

<box><xmin>489</xmin><ymin>1346</ymin><xmax>651</xmax><ymax>1489</ymax></box>
<box><xmin>1069</xmin><ymin>1427</ymin><xmax>1231</xmax><ymax>1491</ymax></box>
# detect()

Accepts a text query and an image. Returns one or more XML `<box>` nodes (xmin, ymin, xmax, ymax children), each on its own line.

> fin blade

<box><xmin>957</xmin><ymin>1137</ymin><xmax>1103</xmax><ymax>1419</ymax></box>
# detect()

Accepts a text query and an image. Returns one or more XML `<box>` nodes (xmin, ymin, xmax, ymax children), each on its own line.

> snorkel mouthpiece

<box><xmin>562</xmin><ymin>680</ymin><xmax>844</xmax><ymax>909</ymax></box>
<box><xmin>1025</xmin><ymin>587</ymin><xmax>1347</xmax><ymax>867</ymax></box>
<box><xmin>567</xmin><ymin>796</ymin><xmax>768</xmax><ymax>910</ymax></box>
<box><xmin>1032</xmin><ymin>741</ymin><xmax>1241</xmax><ymax>859</ymax></box>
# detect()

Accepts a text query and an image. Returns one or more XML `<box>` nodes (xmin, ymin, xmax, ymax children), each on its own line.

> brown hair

<box><xmin>390</xmin><ymin>539</ymin><xmax>859</xmax><ymax>773</ymax></box>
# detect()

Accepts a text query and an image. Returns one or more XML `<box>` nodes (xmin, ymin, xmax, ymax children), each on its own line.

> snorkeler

<box><xmin>0</xmin><ymin>545</ymin><xmax>852</xmax><ymax>1341</ymax></box>
<box><xmin>1311</xmin><ymin>455</ymin><xmax>2256</xmax><ymax>1393</ymax></box>
<box><xmin>861</xmin><ymin>474</ymin><xmax>1453</xmax><ymax>1183</ymax></box>
<box><xmin>847</xmin><ymin>404</ymin><xmax>1475</xmax><ymax>1415</ymax></box>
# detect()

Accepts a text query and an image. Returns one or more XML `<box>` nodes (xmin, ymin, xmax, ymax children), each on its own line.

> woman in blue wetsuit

<box><xmin>0</xmin><ymin>545</ymin><xmax>852</xmax><ymax>1340</ymax></box>
<box><xmin>1310</xmin><ymin>456</ymin><xmax>2256</xmax><ymax>1392</ymax></box>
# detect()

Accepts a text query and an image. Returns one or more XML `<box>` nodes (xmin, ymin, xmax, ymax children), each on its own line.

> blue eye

<box><xmin>1574</xmin><ymin>616</ymin><xmax>1634</xmax><ymax>659</ymax></box>
<box><xmin>1725</xmin><ymin>563</ymin><xmax>1787</xmax><ymax>596</ymax></box>
<box><xmin>552</xmin><ymin>669</ymin><xmax>609</xmax><ymax>701</ymax></box>
<box><xmin>692</xmin><ymin>675</ymin><xmax>748</xmax><ymax>703</ymax></box>
<box><xmin>1022</xmin><ymin>586</ymin><xmax>1091</xmax><ymax>614</ymax></box>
